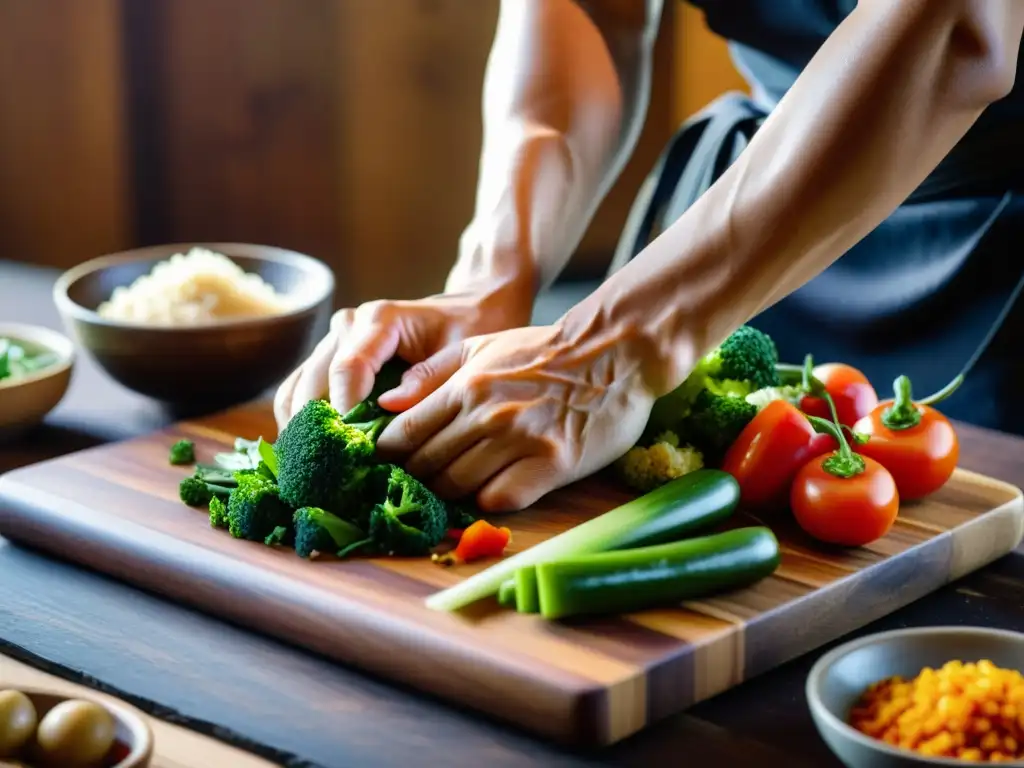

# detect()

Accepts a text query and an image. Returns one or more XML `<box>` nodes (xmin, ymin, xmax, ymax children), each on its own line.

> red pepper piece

<box><xmin>721</xmin><ymin>400</ymin><xmax>837</xmax><ymax>511</ymax></box>
<box><xmin>432</xmin><ymin>519</ymin><xmax>511</xmax><ymax>566</ymax></box>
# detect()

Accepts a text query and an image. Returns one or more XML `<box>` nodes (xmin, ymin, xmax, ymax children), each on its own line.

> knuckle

<box><xmin>360</xmin><ymin>300</ymin><xmax>392</xmax><ymax>324</ymax></box>
<box><xmin>330</xmin><ymin>308</ymin><xmax>355</xmax><ymax>331</ymax></box>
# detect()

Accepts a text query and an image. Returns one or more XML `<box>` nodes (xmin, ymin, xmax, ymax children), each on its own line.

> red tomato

<box><xmin>722</xmin><ymin>400</ymin><xmax>836</xmax><ymax>511</ymax></box>
<box><xmin>790</xmin><ymin>453</ymin><xmax>899</xmax><ymax>546</ymax></box>
<box><xmin>800</xmin><ymin>363</ymin><xmax>879</xmax><ymax>428</ymax></box>
<box><xmin>853</xmin><ymin>401</ymin><xmax>959</xmax><ymax>501</ymax></box>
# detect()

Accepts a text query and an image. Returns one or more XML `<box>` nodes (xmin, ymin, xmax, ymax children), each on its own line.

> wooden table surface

<box><xmin>3</xmin><ymin>258</ymin><xmax>1024</xmax><ymax>768</ymax></box>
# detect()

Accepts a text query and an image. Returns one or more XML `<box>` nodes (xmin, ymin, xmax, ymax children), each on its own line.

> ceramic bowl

<box><xmin>807</xmin><ymin>626</ymin><xmax>1024</xmax><ymax>767</ymax></box>
<box><xmin>0</xmin><ymin>323</ymin><xmax>74</xmax><ymax>443</ymax></box>
<box><xmin>53</xmin><ymin>242</ymin><xmax>335</xmax><ymax>412</ymax></box>
<box><xmin>5</xmin><ymin>686</ymin><xmax>153</xmax><ymax>767</ymax></box>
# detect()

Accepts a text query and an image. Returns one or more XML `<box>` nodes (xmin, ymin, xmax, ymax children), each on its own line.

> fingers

<box><xmin>478</xmin><ymin>457</ymin><xmax>564</xmax><ymax>512</ymax></box>
<box><xmin>376</xmin><ymin>383</ymin><xmax>460</xmax><ymax>458</ymax></box>
<box><xmin>328</xmin><ymin>317</ymin><xmax>400</xmax><ymax>415</ymax></box>
<box><xmin>378</xmin><ymin>344</ymin><xmax>462</xmax><ymax>412</ymax></box>
<box><xmin>428</xmin><ymin>437</ymin><xmax>521</xmax><ymax>501</ymax></box>
<box><xmin>278</xmin><ymin>329</ymin><xmax>339</xmax><ymax>427</ymax></box>
<box><xmin>273</xmin><ymin>366</ymin><xmax>302</xmax><ymax>432</ymax></box>
<box><xmin>404</xmin><ymin>412</ymin><xmax>491</xmax><ymax>481</ymax></box>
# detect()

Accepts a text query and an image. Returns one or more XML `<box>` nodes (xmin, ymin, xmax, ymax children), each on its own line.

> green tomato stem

<box><xmin>819</xmin><ymin>392</ymin><xmax>865</xmax><ymax>479</ymax></box>
<box><xmin>881</xmin><ymin>373</ymin><xmax>963</xmax><ymax>431</ymax></box>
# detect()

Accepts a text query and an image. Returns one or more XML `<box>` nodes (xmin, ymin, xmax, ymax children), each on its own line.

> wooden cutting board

<box><xmin>1</xmin><ymin>404</ymin><xmax>1022</xmax><ymax>747</ymax></box>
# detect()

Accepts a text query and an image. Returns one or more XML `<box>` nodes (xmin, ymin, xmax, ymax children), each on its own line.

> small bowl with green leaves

<box><xmin>0</xmin><ymin>323</ymin><xmax>75</xmax><ymax>442</ymax></box>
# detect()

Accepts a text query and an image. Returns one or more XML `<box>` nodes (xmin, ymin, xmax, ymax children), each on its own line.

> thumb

<box><xmin>378</xmin><ymin>344</ymin><xmax>463</xmax><ymax>412</ymax></box>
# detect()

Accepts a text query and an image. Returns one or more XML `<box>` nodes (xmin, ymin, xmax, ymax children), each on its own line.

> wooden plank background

<box><xmin>0</xmin><ymin>0</ymin><xmax>744</xmax><ymax>306</ymax></box>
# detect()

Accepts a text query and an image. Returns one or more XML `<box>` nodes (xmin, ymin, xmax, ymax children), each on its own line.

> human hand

<box><xmin>273</xmin><ymin>282</ymin><xmax>532</xmax><ymax>431</ymax></box>
<box><xmin>374</xmin><ymin>322</ymin><xmax>663</xmax><ymax>512</ymax></box>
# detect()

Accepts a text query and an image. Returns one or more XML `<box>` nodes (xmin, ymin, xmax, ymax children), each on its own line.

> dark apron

<box><xmin>609</xmin><ymin>91</ymin><xmax>1024</xmax><ymax>435</ymax></box>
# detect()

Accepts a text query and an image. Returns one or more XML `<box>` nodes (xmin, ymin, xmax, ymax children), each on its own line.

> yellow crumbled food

<box><xmin>616</xmin><ymin>431</ymin><xmax>704</xmax><ymax>493</ymax></box>
<box><xmin>849</xmin><ymin>659</ymin><xmax>1024</xmax><ymax>763</ymax></box>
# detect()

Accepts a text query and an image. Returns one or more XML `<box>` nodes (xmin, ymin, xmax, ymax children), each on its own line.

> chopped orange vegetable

<box><xmin>432</xmin><ymin>519</ymin><xmax>511</xmax><ymax>566</ymax></box>
<box><xmin>849</xmin><ymin>659</ymin><xmax>1024</xmax><ymax>762</ymax></box>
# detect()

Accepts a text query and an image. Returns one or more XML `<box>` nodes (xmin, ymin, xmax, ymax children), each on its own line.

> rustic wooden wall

<box><xmin>0</xmin><ymin>1</ymin><xmax>742</xmax><ymax>306</ymax></box>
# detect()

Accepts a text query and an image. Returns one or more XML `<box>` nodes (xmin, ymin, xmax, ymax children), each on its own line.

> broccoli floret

<box><xmin>265</xmin><ymin>525</ymin><xmax>290</xmax><ymax>546</ymax></box>
<box><xmin>645</xmin><ymin>325</ymin><xmax>780</xmax><ymax>438</ymax></box>
<box><xmin>179</xmin><ymin>473</ymin><xmax>234</xmax><ymax>507</ymax></box>
<box><xmin>683</xmin><ymin>390</ymin><xmax>758</xmax><ymax>460</ymax></box>
<box><xmin>226</xmin><ymin>472</ymin><xmax>293</xmax><ymax>542</ymax></box>
<box><xmin>700</xmin><ymin>325</ymin><xmax>780</xmax><ymax>390</ymax></box>
<box><xmin>209</xmin><ymin>495</ymin><xmax>229</xmax><ymax>528</ymax></box>
<box><xmin>362</xmin><ymin>465</ymin><xmax>448</xmax><ymax>556</ymax></box>
<box><xmin>616</xmin><ymin>431</ymin><xmax>704</xmax><ymax>493</ymax></box>
<box><xmin>274</xmin><ymin>399</ymin><xmax>376</xmax><ymax>513</ymax></box>
<box><xmin>169</xmin><ymin>439</ymin><xmax>196</xmax><ymax>465</ymax></box>
<box><xmin>293</xmin><ymin>507</ymin><xmax>368</xmax><ymax>559</ymax></box>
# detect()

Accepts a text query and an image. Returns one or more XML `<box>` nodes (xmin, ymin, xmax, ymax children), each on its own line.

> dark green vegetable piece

<box><xmin>226</xmin><ymin>472</ymin><xmax>292</xmax><ymax>542</ymax></box>
<box><xmin>179</xmin><ymin>474</ymin><xmax>234</xmax><ymax>507</ymax></box>
<box><xmin>362</xmin><ymin>465</ymin><xmax>448</xmax><ymax>556</ymax></box>
<box><xmin>534</xmin><ymin>526</ymin><xmax>781</xmax><ymax>620</ymax></box>
<box><xmin>209</xmin><ymin>496</ymin><xmax>229</xmax><ymax>529</ymax></box>
<box><xmin>265</xmin><ymin>526</ymin><xmax>290</xmax><ymax>546</ymax></box>
<box><xmin>274</xmin><ymin>399</ymin><xmax>376</xmax><ymax>513</ymax></box>
<box><xmin>683</xmin><ymin>389</ymin><xmax>758</xmax><ymax>460</ymax></box>
<box><xmin>293</xmin><ymin>507</ymin><xmax>367</xmax><ymax>559</ymax></box>
<box><xmin>169</xmin><ymin>439</ymin><xmax>196</xmax><ymax>466</ymax></box>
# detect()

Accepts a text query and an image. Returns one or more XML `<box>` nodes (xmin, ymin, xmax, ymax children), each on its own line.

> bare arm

<box><xmin>445</xmin><ymin>0</ymin><xmax>663</xmax><ymax>300</ymax></box>
<box><xmin>564</xmin><ymin>0</ymin><xmax>1024</xmax><ymax>393</ymax></box>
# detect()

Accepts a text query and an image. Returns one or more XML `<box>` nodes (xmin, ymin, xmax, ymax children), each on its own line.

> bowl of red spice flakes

<box><xmin>807</xmin><ymin>627</ymin><xmax>1024</xmax><ymax>767</ymax></box>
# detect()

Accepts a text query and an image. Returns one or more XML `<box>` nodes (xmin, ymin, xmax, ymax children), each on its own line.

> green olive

<box><xmin>0</xmin><ymin>690</ymin><xmax>37</xmax><ymax>758</ymax></box>
<box><xmin>34</xmin><ymin>699</ymin><xmax>115</xmax><ymax>767</ymax></box>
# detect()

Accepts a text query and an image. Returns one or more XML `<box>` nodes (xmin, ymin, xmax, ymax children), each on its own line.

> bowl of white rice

<box><xmin>53</xmin><ymin>243</ymin><xmax>335</xmax><ymax>411</ymax></box>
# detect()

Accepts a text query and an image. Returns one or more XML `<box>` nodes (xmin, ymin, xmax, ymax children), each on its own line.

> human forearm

<box><xmin>446</xmin><ymin>0</ymin><xmax>661</xmax><ymax>299</ymax></box>
<box><xmin>564</xmin><ymin>0</ymin><xmax>1024</xmax><ymax>394</ymax></box>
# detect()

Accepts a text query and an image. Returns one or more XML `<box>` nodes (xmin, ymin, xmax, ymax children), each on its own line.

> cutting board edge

<box><xmin>0</xmin><ymin>474</ymin><xmax>627</xmax><ymax>747</ymax></box>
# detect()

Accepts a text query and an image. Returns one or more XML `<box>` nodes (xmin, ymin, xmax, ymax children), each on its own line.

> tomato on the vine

<box><xmin>799</xmin><ymin>362</ymin><xmax>879</xmax><ymax>428</ymax></box>
<box><xmin>790</xmin><ymin>453</ymin><xmax>899</xmax><ymax>547</ymax></box>
<box><xmin>788</xmin><ymin>391</ymin><xmax>899</xmax><ymax>547</ymax></box>
<box><xmin>853</xmin><ymin>374</ymin><xmax>960</xmax><ymax>500</ymax></box>
<box><xmin>722</xmin><ymin>400</ymin><xmax>836</xmax><ymax>511</ymax></box>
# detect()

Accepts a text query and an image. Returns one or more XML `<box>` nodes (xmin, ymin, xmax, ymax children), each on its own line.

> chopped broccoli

<box><xmin>616</xmin><ymin>431</ymin><xmax>704</xmax><ymax>493</ymax></box>
<box><xmin>209</xmin><ymin>495</ymin><xmax>229</xmax><ymax>528</ymax></box>
<box><xmin>169</xmin><ymin>439</ymin><xmax>196</xmax><ymax>466</ymax></box>
<box><xmin>700</xmin><ymin>325</ymin><xmax>780</xmax><ymax>390</ymax></box>
<box><xmin>362</xmin><ymin>465</ymin><xmax>448</xmax><ymax>556</ymax></box>
<box><xmin>274</xmin><ymin>399</ymin><xmax>376</xmax><ymax>513</ymax></box>
<box><xmin>645</xmin><ymin>325</ymin><xmax>780</xmax><ymax>440</ymax></box>
<box><xmin>179</xmin><ymin>473</ymin><xmax>234</xmax><ymax>507</ymax></box>
<box><xmin>683</xmin><ymin>389</ymin><xmax>758</xmax><ymax>460</ymax></box>
<box><xmin>293</xmin><ymin>507</ymin><xmax>367</xmax><ymax>559</ymax></box>
<box><xmin>265</xmin><ymin>526</ymin><xmax>290</xmax><ymax>546</ymax></box>
<box><xmin>226</xmin><ymin>472</ymin><xmax>293</xmax><ymax>542</ymax></box>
